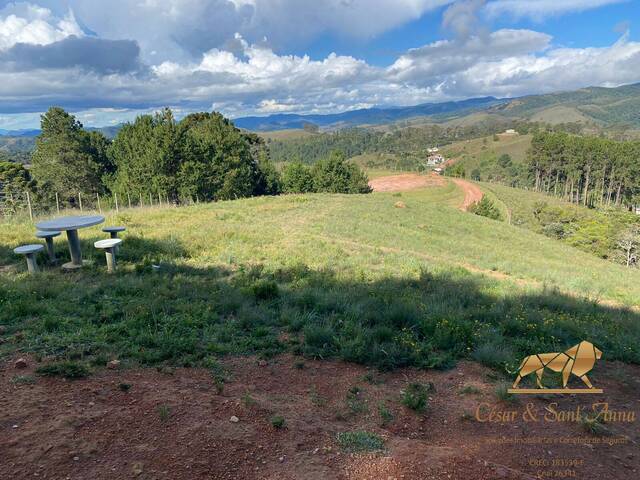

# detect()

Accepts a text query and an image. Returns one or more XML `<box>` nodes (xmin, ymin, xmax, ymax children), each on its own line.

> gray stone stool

<box><xmin>94</xmin><ymin>239</ymin><xmax>122</xmax><ymax>273</ymax></box>
<box><xmin>14</xmin><ymin>244</ymin><xmax>44</xmax><ymax>274</ymax></box>
<box><xmin>103</xmin><ymin>226</ymin><xmax>125</xmax><ymax>253</ymax></box>
<box><xmin>35</xmin><ymin>230</ymin><xmax>61</xmax><ymax>263</ymax></box>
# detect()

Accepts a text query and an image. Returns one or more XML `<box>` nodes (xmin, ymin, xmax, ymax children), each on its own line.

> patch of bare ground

<box><xmin>1</xmin><ymin>356</ymin><xmax>638</xmax><ymax>479</ymax></box>
<box><xmin>368</xmin><ymin>174</ymin><xmax>445</xmax><ymax>193</ymax></box>
<box><xmin>451</xmin><ymin>178</ymin><xmax>484</xmax><ymax>211</ymax></box>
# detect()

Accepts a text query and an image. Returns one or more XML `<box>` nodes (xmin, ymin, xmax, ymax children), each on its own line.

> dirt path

<box><xmin>1</xmin><ymin>355</ymin><xmax>638</xmax><ymax>479</ymax></box>
<box><xmin>451</xmin><ymin>178</ymin><xmax>483</xmax><ymax>211</ymax></box>
<box><xmin>368</xmin><ymin>174</ymin><xmax>445</xmax><ymax>193</ymax></box>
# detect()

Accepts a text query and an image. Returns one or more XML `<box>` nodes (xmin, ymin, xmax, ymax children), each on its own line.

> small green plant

<box><xmin>36</xmin><ymin>361</ymin><xmax>90</xmax><ymax>379</ymax></box>
<box><xmin>310</xmin><ymin>386</ymin><xmax>326</xmax><ymax>407</ymax></box>
<box><xmin>251</xmin><ymin>279</ymin><xmax>280</xmax><ymax>300</ymax></box>
<box><xmin>336</xmin><ymin>431</ymin><xmax>385</xmax><ymax>453</ymax></box>
<box><xmin>346</xmin><ymin>385</ymin><xmax>368</xmax><ymax>414</ymax></box>
<box><xmin>469</xmin><ymin>197</ymin><xmax>502</xmax><ymax>221</ymax></box>
<box><xmin>270</xmin><ymin>415</ymin><xmax>286</xmax><ymax>429</ymax></box>
<box><xmin>118</xmin><ymin>383</ymin><xmax>132</xmax><ymax>392</ymax></box>
<box><xmin>494</xmin><ymin>382</ymin><xmax>518</xmax><ymax>404</ymax></box>
<box><xmin>363</xmin><ymin>371</ymin><xmax>383</xmax><ymax>385</ymax></box>
<box><xmin>158</xmin><ymin>405</ymin><xmax>170</xmax><ymax>422</ymax></box>
<box><xmin>242</xmin><ymin>392</ymin><xmax>257</xmax><ymax>407</ymax></box>
<box><xmin>11</xmin><ymin>375</ymin><xmax>36</xmax><ymax>385</ymax></box>
<box><xmin>581</xmin><ymin>414</ymin><xmax>609</xmax><ymax>435</ymax></box>
<box><xmin>401</xmin><ymin>383</ymin><xmax>430</xmax><ymax>412</ymax></box>
<box><xmin>377</xmin><ymin>402</ymin><xmax>394</xmax><ymax>426</ymax></box>
<box><xmin>459</xmin><ymin>385</ymin><xmax>481</xmax><ymax>395</ymax></box>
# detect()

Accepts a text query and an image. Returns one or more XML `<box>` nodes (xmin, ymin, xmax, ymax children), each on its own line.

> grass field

<box><xmin>1</xmin><ymin>182</ymin><xmax>639</xmax><ymax>374</ymax></box>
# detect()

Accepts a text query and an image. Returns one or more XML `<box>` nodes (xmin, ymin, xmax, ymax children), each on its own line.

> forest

<box><xmin>527</xmin><ymin>131</ymin><xmax>640</xmax><ymax>209</ymax></box>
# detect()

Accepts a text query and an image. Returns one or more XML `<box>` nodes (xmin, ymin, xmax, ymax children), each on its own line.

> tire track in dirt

<box><xmin>450</xmin><ymin>178</ymin><xmax>483</xmax><ymax>211</ymax></box>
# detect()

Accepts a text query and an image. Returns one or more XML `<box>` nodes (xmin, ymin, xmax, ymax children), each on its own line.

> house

<box><xmin>427</xmin><ymin>147</ymin><xmax>439</xmax><ymax>154</ymax></box>
<box><xmin>433</xmin><ymin>167</ymin><xmax>443</xmax><ymax>175</ymax></box>
<box><xmin>503</xmin><ymin>129</ymin><xmax>518</xmax><ymax>135</ymax></box>
<box><xmin>427</xmin><ymin>154</ymin><xmax>445</xmax><ymax>166</ymax></box>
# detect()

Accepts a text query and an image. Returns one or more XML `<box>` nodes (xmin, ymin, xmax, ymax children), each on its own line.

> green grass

<box><xmin>1</xmin><ymin>186</ymin><xmax>639</xmax><ymax>373</ymax></box>
<box><xmin>336</xmin><ymin>431</ymin><xmax>385</xmax><ymax>453</ymax></box>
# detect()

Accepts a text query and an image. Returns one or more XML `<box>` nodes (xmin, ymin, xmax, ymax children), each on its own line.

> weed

<box><xmin>377</xmin><ymin>402</ymin><xmax>394</xmax><ymax>426</ymax></box>
<box><xmin>270</xmin><ymin>415</ymin><xmax>286</xmax><ymax>429</ymax></box>
<box><xmin>346</xmin><ymin>386</ymin><xmax>369</xmax><ymax>414</ymax></box>
<box><xmin>294</xmin><ymin>360</ymin><xmax>305</xmax><ymax>369</ymax></box>
<box><xmin>11</xmin><ymin>375</ymin><xmax>36</xmax><ymax>385</ymax></box>
<box><xmin>494</xmin><ymin>382</ymin><xmax>518</xmax><ymax>404</ymax></box>
<box><xmin>581</xmin><ymin>414</ymin><xmax>610</xmax><ymax>436</ymax></box>
<box><xmin>158</xmin><ymin>405</ymin><xmax>170</xmax><ymax>422</ymax></box>
<box><xmin>336</xmin><ymin>431</ymin><xmax>385</xmax><ymax>453</ymax></box>
<box><xmin>242</xmin><ymin>392</ymin><xmax>257</xmax><ymax>407</ymax></box>
<box><xmin>35</xmin><ymin>361</ymin><xmax>89</xmax><ymax>379</ymax></box>
<box><xmin>459</xmin><ymin>385</ymin><xmax>481</xmax><ymax>395</ymax></box>
<box><xmin>118</xmin><ymin>383</ymin><xmax>132</xmax><ymax>392</ymax></box>
<box><xmin>309</xmin><ymin>386</ymin><xmax>326</xmax><ymax>407</ymax></box>
<box><xmin>401</xmin><ymin>383</ymin><xmax>431</xmax><ymax>412</ymax></box>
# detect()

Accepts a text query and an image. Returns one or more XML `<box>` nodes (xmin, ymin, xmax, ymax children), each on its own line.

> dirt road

<box><xmin>369</xmin><ymin>173</ymin><xmax>483</xmax><ymax>211</ymax></box>
<box><xmin>1</xmin><ymin>355</ymin><xmax>637</xmax><ymax>479</ymax></box>
<box><xmin>450</xmin><ymin>178</ymin><xmax>483</xmax><ymax>211</ymax></box>
<box><xmin>368</xmin><ymin>173</ymin><xmax>445</xmax><ymax>192</ymax></box>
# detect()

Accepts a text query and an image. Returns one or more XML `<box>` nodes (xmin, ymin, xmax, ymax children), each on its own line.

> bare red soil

<box><xmin>368</xmin><ymin>174</ymin><xmax>445</xmax><ymax>193</ymax></box>
<box><xmin>1</xmin><ymin>355</ymin><xmax>638</xmax><ymax>479</ymax></box>
<box><xmin>451</xmin><ymin>178</ymin><xmax>484</xmax><ymax>211</ymax></box>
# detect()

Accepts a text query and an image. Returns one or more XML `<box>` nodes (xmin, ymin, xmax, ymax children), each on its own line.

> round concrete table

<box><xmin>36</xmin><ymin>215</ymin><xmax>105</xmax><ymax>269</ymax></box>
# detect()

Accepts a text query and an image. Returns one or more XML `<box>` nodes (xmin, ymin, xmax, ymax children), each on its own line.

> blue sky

<box><xmin>1</xmin><ymin>0</ymin><xmax>639</xmax><ymax>130</ymax></box>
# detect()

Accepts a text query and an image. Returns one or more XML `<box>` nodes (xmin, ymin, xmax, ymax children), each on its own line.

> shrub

<box><xmin>401</xmin><ymin>382</ymin><xmax>431</xmax><ymax>412</ymax></box>
<box><xmin>282</xmin><ymin>162</ymin><xmax>315</xmax><ymax>193</ymax></box>
<box><xmin>469</xmin><ymin>197</ymin><xmax>502</xmax><ymax>221</ymax></box>
<box><xmin>336</xmin><ymin>431</ymin><xmax>385</xmax><ymax>452</ymax></box>
<box><xmin>270</xmin><ymin>415</ymin><xmax>286</xmax><ymax>429</ymax></box>
<box><xmin>312</xmin><ymin>151</ymin><xmax>372</xmax><ymax>194</ymax></box>
<box><xmin>471</xmin><ymin>342</ymin><xmax>514</xmax><ymax>371</ymax></box>
<box><xmin>251</xmin><ymin>279</ymin><xmax>280</xmax><ymax>300</ymax></box>
<box><xmin>36</xmin><ymin>361</ymin><xmax>90</xmax><ymax>379</ymax></box>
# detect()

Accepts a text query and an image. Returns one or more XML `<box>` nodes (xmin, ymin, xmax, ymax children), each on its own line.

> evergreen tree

<box><xmin>282</xmin><ymin>162</ymin><xmax>315</xmax><ymax>193</ymax></box>
<box><xmin>312</xmin><ymin>151</ymin><xmax>371</xmax><ymax>194</ymax></box>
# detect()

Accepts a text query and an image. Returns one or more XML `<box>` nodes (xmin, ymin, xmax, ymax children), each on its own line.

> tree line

<box><xmin>0</xmin><ymin>107</ymin><xmax>371</xmax><ymax>212</ymax></box>
<box><xmin>527</xmin><ymin>131</ymin><xmax>640</xmax><ymax>209</ymax></box>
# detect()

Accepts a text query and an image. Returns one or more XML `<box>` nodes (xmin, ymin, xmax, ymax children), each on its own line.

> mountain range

<box><xmin>2</xmin><ymin>82</ymin><xmax>640</xmax><ymax>143</ymax></box>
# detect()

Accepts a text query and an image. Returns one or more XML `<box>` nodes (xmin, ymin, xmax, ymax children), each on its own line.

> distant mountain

<box><xmin>0</xmin><ymin>129</ymin><xmax>40</xmax><ymax>137</ymax></box>
<box><xmin>489</xmin><ymin>83</ymin><xmax>640</xmax><ymax>127</ymax></box>
<box><xmin>233</xmin><ymin>97</ymin><xmax>504</xmax><ymax>131</ymax></box>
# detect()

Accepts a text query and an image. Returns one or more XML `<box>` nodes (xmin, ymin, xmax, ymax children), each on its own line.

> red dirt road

<box><xmin>369</xmin><ymin>173</ymin><xmax>483</xmax><ymax>211</ymax></box>
<box><xmin>1</xmin><ymin>355</ymin><xmax>638</xmax><ymax>479</ymax></box>
<box><xmin>450</xmin><ymin>178</ymin><xmax>484</xmax><ymax>211</ymax></box>
<box><xmin>368</xmin><ymin>174</ymin><xmax>445</xmax><ymax>193</ymax></box>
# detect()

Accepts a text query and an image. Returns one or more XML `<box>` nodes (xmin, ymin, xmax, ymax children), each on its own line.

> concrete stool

<box><xmin>94</xmin><ymin>239</ymin><xmax>122</xmax><ymax>273</ymax></box>
<box><xmin>14</xmin><ymin>244</ymin><xmax>44</xmax><ymax>274</ymax></box>
<box><xmin>103</xmin><ymin>226</ymin><xmax>125</xmax><ymax>253</ymax></box>
<box><xmin>36</xmin><ymin>230</ymin><xmax>61</xmax><ymax>263</ymax></box>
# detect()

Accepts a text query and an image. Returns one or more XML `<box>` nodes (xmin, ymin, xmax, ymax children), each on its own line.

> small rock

<box><xmin>394</xmin><ymin>201</ymin><xmax>407</xmax><ymax>209</ymax></box>
<box><xmin>14</xmin><ymin>358</ymin><xmax>28</xmax><ymax>369</ymax></box>
<box><xmin>107</xmin><ymin>360</ymin><xmax>121</xmax><ymax>370</ymax></box>
<box><xmin>132</xmin><ymin>463</ymin><xmax>144</xmax><ymax>476</ymax></box>
<box><xmin>12</xmin><ymin>424</ymin><xmax>18</xmax><ymax>429</ymax></box>
<box><xmin>73</xmin><ymin>457</ymin><xmax>79</xmax><ymax>462</ymax></box>
<box><xmin>258</xmin><ymin>360</ymin><xmax>268</xmax><ymax>367</ymax></box>
<box><xmin>230</xmin><ymin>416</ymin><xmax>240</xmax><ymax>423</ymax></box>
<box><xmin>279</xmin><ymin>456</ymin><xmax>285</xmax><ymax>463</ymax></box>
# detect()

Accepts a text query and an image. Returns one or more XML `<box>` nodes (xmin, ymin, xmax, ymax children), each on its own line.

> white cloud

<box><xmin>484</xmin><ymin>0</ymin><xmax>627</xmax><ymax>19</ymax></box>
<box><xmin>0</xmin><ymin>3</ymin><xmax>82</xmax><ymax>50</ymax></box>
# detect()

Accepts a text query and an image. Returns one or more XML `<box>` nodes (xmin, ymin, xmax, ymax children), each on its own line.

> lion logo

<box><xmin>509</xmin><ymin>341</ymin><xmax>603</xmax><ymax>394</ymax></box>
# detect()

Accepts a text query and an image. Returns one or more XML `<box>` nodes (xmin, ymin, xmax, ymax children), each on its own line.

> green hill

<box><xmin>1</xmin><ymin>182</ymin><xmax>639</xmax><ymax>372</ymax></box>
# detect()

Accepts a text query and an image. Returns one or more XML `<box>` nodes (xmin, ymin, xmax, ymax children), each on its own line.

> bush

<box><xmin>469</xmin><ymin>197</ymin><xmax>502</xmax><ymax>221</ymax></box>
<box><xmin>471</xmin><ymin>343</ymin><xmax>514</xmax><ymax>371</ymax></box>
<box><xmin>401</xmin><ymin>382</ymin><xmax>431</xmax><ymax>412</ymax></box>
<box><xmin>282</xmin><ymin>162</ymin><xmax>315</xmax><ymax>193</ymax></box>
<box><xmin>270</xmin><ymin>415</ymin><xmax>286</xmax><ymax>429</ymax></box>
<box><xmin>312</xmin><ymin>151</ymin><xmax>372</xmax><ymax>194</ymax></box>
<box><xmin>336</xmin><ymin>431</ymin><xmax>385</xmax><ymax>452</ymax></box>
<box><xmin>36</xmin><ymin>361</ymin><xmax>90</xmax><ymax>379</ymax></box>
<box><xmin>251</xmin><ymin>279</ymin><xmax>280</xmax><ymax>300</ymax></box>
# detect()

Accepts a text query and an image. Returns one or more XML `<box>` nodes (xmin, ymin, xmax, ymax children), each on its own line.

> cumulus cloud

<box><xmin>0</xmin><ymin>2</ymin><xmax>82</xmax><ymax>50</ymax></box>
<box><xmin>0</xmin><ymin>0</ymin><xmax>639</xmax><ymax>127</ymax></box>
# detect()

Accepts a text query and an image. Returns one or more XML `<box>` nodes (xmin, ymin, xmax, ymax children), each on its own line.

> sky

<box><xmin>0</xmin><ymin>0</ymin><xmax>639</xmax><ymax>130</ymax></box>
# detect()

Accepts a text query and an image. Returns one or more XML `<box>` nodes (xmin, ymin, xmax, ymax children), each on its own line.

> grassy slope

<box><xmin>1</xmin><ymin>183</ymin><xmax>639</xmax><ymax>370</ymax></box>
<box><xmin>441</xmin><ymin>134</ymin><xmax>532</xmax><ymax>169</ymax></box>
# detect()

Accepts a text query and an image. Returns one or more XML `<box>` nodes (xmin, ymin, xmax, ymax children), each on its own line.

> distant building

<box><xmin>503</xmin><ymin>129</ymin><xmax>518</xmax><ymax>135</ymax></box>
<box><xmin>427</xmin><ymin>154</ymin><xmax>445</xmax><ymax>166</ymax></box>
<box><xmin>433</xmin><ymin>167</ymin><xmax>443</xmax><ymax>175</ymax></box>
<box><xmin>427</xmin><ymin>147</ymin><xmax>439</xmax><ymax>154</ymax></box>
